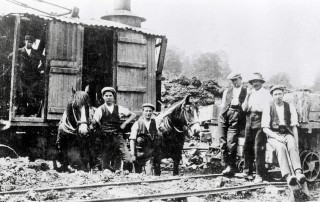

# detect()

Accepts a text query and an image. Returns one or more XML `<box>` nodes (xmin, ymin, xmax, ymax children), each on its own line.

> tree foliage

<box><xmin>312</xmin><ymin>71</ymin><xmax>320</xmax><ymax>92</ymax></box>
<box><xmin>182</xmin><ymin>51</ymin><xmax>231</xmax><ymax>80</ymax></box>
<box><xmin>163</xmin><ymin>47</ymin><xmax>183</xmax><ymax>79</ymax></box>
<box><xmin>267</xmin><ymin>72</ymin><xmax>292</xmax><ymax>88</ymax></box>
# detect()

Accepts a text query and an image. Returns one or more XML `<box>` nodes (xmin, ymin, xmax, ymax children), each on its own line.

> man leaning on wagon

<box><xmin>261</xmin><ymin>85</ymin><xmax>306</xmax><ymax>186</ymax></box>
<box><xmin>130</xmin><ymin>103</ymin><xmax>160</xmax><ymax>175</ymax></box>
<box><xmin>219</xmin><ymin>73</ymin><xmax>247</xmax><ymax>176</ymax></box>
<box><xmin>241</xmin><ymin>73</ymin><xmax>271</xmax><ymax>182</ymax></box>
<box><xmin>91</xmin><ymin>87</ymin><xmax>136</xmax><ymax>171</ymax></box>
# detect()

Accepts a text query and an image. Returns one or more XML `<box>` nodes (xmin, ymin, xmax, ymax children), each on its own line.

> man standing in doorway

<box><xmin>219</xmin><ymin>73</ymin><xmax>247</xmax><ymax>176</ymax></box>
<box><xmin>8</xmin><ymin>35</ymin><xmax>44</xmax><ymax>117</ymax></box>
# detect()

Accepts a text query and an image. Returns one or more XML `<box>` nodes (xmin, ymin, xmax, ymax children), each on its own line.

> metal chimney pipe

<box><xmin>101</xmin><ymin>0</ymin><xmax>146</xmax><ymax>27</ymax></box>
<box><xmin>114</xmin><ymin>0</ymin><xmax>131</xmax><ymax>11</ymax></box>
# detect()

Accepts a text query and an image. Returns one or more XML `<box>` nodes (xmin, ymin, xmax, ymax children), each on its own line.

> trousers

<box><xmin>100</xmin><ymin>132</ymin><xmax>132</xmax><ymax>171</ymax></box>
<box><xmin>219</xmin><ymin>108</ymin><xmax>241</xmax><ymax>167</ymax></box>
<box><xmin>243</xmin><ymin>112</ymin><xmax>267</xmax><ymax>176</ymax></box>
<box><xmin>267</xmin><ymin>134</ymin><xmax>301</xmax><ymax>177</ymax></box>
<box><xmin>243</xmin><ymin>128</ymin><xmax>267</xmax><ymax>175</ymax></box>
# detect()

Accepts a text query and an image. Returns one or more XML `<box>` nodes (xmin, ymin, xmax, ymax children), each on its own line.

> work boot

<box><xmin>286</xmin><ymin>174</ymin><xmax>298</xmax><ymax>186</ymax></box>
<box><xmin>254</xmin><ymin>175</ymin><xmax>263</xmax><ymax>183</ymax></box>
<box><xmin>295</xmin><ymin>170</ymin><xmax>306</xmax><ymax>184</ymax></box>
<box><xmin>222</xmin><ymin>166</ymin><xmax>235</xmax><ymax>176</ymax></box>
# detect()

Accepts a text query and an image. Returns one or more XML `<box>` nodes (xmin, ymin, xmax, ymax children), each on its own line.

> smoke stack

<box><xmin>101</xmin><ymin>0</ymin><xmax>146</xmax><ymax>28</ymax></box>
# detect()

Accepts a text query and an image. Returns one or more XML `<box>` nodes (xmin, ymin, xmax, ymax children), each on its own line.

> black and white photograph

<box><xmin>0</xmin><ymin>0</ymin><xmax>320</xmax><ymax>201</ymax></box>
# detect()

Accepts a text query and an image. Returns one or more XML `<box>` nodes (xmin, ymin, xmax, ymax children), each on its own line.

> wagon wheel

<box><xmin>237</xmin><ymin>159</ymin><xmax>245</xmax><ymax>173</ymax></box>
<box><xmin>0</xmin><ymin>144</ymin><xmax>19</xmax><ymax>158</ymax></box>
<box><xmin>301</xmin><ymin>152</ymin><xmax>320</xmax><ymax>182</ymax></box>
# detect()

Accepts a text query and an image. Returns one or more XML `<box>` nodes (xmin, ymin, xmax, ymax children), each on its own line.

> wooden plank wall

<box><xmin>116</xmin><ymin>31</ymin><xmax>156</xmax><ymax>112</ymax></box>
<box><xmin>46</xmin><ymin>21</ymin><xmax>84</xmax><ymax>120</ymax></box>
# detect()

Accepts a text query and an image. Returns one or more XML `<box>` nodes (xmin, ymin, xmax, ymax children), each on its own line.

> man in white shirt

<box><xmin>219</xmin><ymin>73</ymin><xmax>247</xmax><ymax>176</ymax></box>
<box><xmin>130</xmin><ymin>103</ymin><xmax>159</xmax><ymax>175</ymax></box>
<box><xmin>241</xmin><ymin>73</ymin><xmax>271</xmax><ymax>182</ymax></box>
<box><xmin>261</xmin><ymin>85</ymin><xmax>306</xmax><ymax>186</ymax></box>
<box><xmin>92</xmin><ymin>87</ymin><xmax>136</xmax><ymax>171</ymax></box>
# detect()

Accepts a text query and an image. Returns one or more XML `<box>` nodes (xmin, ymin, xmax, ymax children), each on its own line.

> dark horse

<box><xmin>56</xmin><ymin>88</ymin><xmax>95</xmax><ymax>171</ymax></box>
<box><xmin>154</xmin><ymin>94</ymin><xmax>201</xmax><ymax>175</ymax></box>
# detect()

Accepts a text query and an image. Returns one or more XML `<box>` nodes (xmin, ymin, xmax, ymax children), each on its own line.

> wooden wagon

<box><xmin>0</xmin><ymin>3</ymin><xmax>167</xmax><ymax>158</ymax></box>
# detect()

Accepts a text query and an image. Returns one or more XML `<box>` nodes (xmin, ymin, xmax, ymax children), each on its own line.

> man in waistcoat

<box><xmin>219</xmin><ymin>73</ymin><xmax>247</xmax><ymax>176</ymax></box>
<box><xmin>261</xmin><ymin>85</ymin><xmax>306</xmax><ymax>186</ymax></box>
<box><xmin>8</xmin><ymin>35</ymin><xmax>44</xmax><ymax>117</ymax></box>
<box><xmin>241</xmin><ymin>73</ymin><xmax>271</xmax><ymax>182</ymax></box>
<box><xmin>130</xmin><ymin>103</ymin><xmax>159</xmax><ymax>175</ymax></box>
<box><xmin>92</xmin><ymin>87</ymin><xmax>136</xmax><ymax>171</ymax></box>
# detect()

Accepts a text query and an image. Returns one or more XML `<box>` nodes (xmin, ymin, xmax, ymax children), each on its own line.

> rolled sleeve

<box><xmin>130</xmin><ymin>122</ymin><xmax>139</xmax><ymax>140</ymax></box>
<box><xmin>118</xmin><ymin>105</ymin><xmax>131</xmax><ymax>118</ymax></box>
<box><xmin>289</xmin><ymin>104</ymin><xmax>298</xmax><ymax>126</ymax></box>
<box><xmin>93</xmin><ymin>107</ymin><xmax>103</xmax><ymax>124</ymax></box>
<box><xmin>261</xmin><ymin>103</ymin><xmax>271</xmax><ymax>128</ymax></box>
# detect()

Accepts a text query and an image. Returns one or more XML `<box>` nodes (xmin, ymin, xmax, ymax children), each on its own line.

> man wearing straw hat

<box><xmin>241</xmin><ymin>73</ymin><xmax>271</xmax><ymax>182</ymax></box>
<box><xmin>261</xmin><ymin>85</ymin><xmax>306</xmax><ymax>186</ymax></box>
<box><xmin>92</xmin><ymin>87</ymin><xmax>136</xmax><ymax>171</ymax></box>
<box><xmin>219</xmin><ymin>72</ymin><xmax>247</xmax><ymax>176</ymax></box>
<box><xmin>130</xmin><ymin>103</ymin><xmax>159</xmax><ymax>175</ymax></box>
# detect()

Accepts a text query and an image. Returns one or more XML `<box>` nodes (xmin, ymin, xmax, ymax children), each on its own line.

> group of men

<box><xmin>91</xmin><ymin>87</ymin><xmax>159</xmax><ymax>174</ymax></box>
<box><xmin>218</xmin><ymin>72</ymin><xmax>307</xmax><ymax>187</ymax></box>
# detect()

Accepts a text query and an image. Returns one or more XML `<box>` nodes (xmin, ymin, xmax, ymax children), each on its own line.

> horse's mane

<box><xmin>71</xmin><ymin>91</ymin><xmax>90</xmax><ymax>109</ymax></box>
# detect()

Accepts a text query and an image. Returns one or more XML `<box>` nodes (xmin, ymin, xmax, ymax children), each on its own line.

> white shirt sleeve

<box><xmin>118</xmin><ymin>105</ymin><xmax>131</xmax><ymax>118</ymax></box>
<box><xmin>289</xmin><ymin>103</ymin><xmax>299</xmax><ymax>126</ymax></box>
<box><xmin>130</xmin><ymin>121</ymin><xmax>139</xmax><ymax>140</ymax></box>
<box><xmin>261</xmin><ymin>103</ymin><xmax>271</xmax><ymax>128</ymax></box>
<box><xmin>93</xmin><ymin>107</ymin><xmax>103</xmax><ymax>124</ymax></box>
<box><xmin>220</xmin><ymin>89</ymin><xmax>227</xmax><ymax>110</ymax></box>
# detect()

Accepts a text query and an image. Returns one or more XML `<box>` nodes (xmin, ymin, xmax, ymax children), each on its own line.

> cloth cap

<box><xmin>270</xmin><ymin>85</ymin><xmax>285</xmax><ymax>95</ymax></box>
<box><xmin>248</xmin><ymin>72</ymin><xmax>265</xmax><ymax>84</ymax></box>
<box><xmin>25</xmin><ymin>35</ymin><xmax>35</xmax><ymax>42</ymax></box>
<box><xmin>227</xmin><ymin>72</ymin><xmax>242</xmax><ymax>80</ymax></box>
<box><xmin>101</xmin><ymin>87</ymin><xmax>116</xmax><ymax>96</ymax></box>
<box><xmin>142</xmin><ymin>103</ymin><xmax>155</xmax><ymax>110</ymax></box>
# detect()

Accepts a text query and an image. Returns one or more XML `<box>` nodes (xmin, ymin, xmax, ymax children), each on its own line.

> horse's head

<box><xmin>71</xmin><ymin>89</ymin><xmax>93</xmax><ymax>136</ymax></box>
<box><xmin>160</xmin><ymin>94</ymin><xmax>201</xmax><ymax>138</ymax></box>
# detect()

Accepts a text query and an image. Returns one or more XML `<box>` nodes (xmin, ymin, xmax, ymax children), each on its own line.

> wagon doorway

<box><xmin>1</xmin><ymin>15</ymin><xmax>46</xmax><ymax>121</ymax></box>
<box><xmin>82</xmin><ymin>28</ymin><xmax>114</xmax><ymax>107</ymax></box>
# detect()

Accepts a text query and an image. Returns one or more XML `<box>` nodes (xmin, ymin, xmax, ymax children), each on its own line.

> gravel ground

<box><xmin>0</xmin><ymin>157</ymin><xmax>319</xmax><ymax>201</ymax></box>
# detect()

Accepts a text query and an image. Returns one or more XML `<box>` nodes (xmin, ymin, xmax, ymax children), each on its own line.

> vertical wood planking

<box><xmin>9</xmin><ymin>15</ymin><xmax>20</xmax><ymax>120</ymax></box>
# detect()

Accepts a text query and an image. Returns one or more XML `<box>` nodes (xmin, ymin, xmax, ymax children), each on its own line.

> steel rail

<box><xmin>68</xmin><ymin>182</ymin><xmax>287</xmax><ymax>202</ymax></box>
<box><xmin>0</xmin><ymin>173</ymin><xmax>223</xmax><ymax>195</ymax></box>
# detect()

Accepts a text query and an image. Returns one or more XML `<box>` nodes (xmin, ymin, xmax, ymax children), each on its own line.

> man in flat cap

<box><xmin>219</xmin><ymin>72</ymin><xmax>247</xmax><ymax>175</ymax></box>
<box><xmin>8</xmin><ymin>35</ymin><xmax>44</xmax><ymax>117</ymax></box>
<box><xmin>241</xmin><ymin>73</ymin><xmax>271</xmax><ymax>182</ymax></box>
<box><xmin>261</xmin><ymin>85</ymin><xmax>306</xmax><ymax>187</ymax></box>
<box><xmin>92</xmin><ymin>87</ymin><xmax>136</xmax><ymax>171</ymax></box>
<box><xmin>130</xmin><ymin>103</ymin><xmax>159</xmax><ymax>175</ymax></box>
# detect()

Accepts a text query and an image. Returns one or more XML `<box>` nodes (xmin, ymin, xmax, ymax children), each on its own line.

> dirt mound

<box><xmin>161</xmin><ymin>76</ymin><xmax>223</xmax><ymax>106</ymax></box>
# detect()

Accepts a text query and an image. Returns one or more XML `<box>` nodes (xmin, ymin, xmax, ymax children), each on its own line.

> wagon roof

<box><xmin>6</xmin><ymin>12</ymin><xmax>165</xmax><ymax>37</ymax></box>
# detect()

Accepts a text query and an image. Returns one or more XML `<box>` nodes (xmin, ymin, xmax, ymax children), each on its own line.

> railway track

<box><xmin>0</xmin><ymin>173</ymin><xmax>292</xmax><ymax>202</ymax></box>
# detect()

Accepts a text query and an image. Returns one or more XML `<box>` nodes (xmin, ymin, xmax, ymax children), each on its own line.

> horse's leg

<box><xmin>173</xmin><ymin>157</ymin><xmax>180</xmax><ymax>176</ymax></box>
<box><xmin>153</xmin><ymin>155</ymin><xmax>161</xmax><ymax>176</ymax></box>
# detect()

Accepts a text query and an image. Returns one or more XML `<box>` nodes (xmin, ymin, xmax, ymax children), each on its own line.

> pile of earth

<box><xmin>0</xmin><ymin>157</ymin><xmax>319</xmax><ymax>201</ymax></box>
<box><xmin>161</xmin><ymin>76</ymin><xmax>224</xmax><ymax>106</ymax></box>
